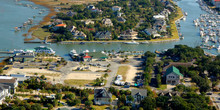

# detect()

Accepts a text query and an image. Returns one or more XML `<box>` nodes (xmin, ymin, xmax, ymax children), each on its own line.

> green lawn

<box><xmin>64</xmin><ymin>79</ymin><xmax>93</xmax><ymax>86</ymax></box>
<box><xmin>32</xmin><ymin>28</ymin><xmax>51</xmax><ymax>40</ymax></box>
<box><xmin>156</xmin><ymin>84</ymin><xmax>167</xmax><ymax>90</ymax></box>
<box><xmin>92</xmin><ymin>105</ymin><xmax>109</xmax><ymax>110</ymax></box>
<box><xmin>117</xmin><ymin>66</ymin><xmax>130</xmax><ymax>81</ymax></box>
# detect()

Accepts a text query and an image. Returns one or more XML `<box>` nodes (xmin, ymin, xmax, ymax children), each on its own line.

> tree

<box><xmin>85</xmin><ymin>100</ymin><xmax>93</xmax><ymax>108</ymax></box>
<box><xmin>31</xmin><ymin>104</ymin><xmax>42</xmax><ymax>110</ymax></box>
<box><xmin>140</xmin><ymin>97</ymin><xmax>156</xmax><ymax>110</ymax></box>
<box><xmin>55</xmin><ymin>93</ymin><xmax>62</xmax><ymax>101</ymax></box>
<box><xmin>40</xmin><ymin>75</ymin><xmax>45</xmax><ymax>80</ymax></box>
<box><xmin>53</xmin><ymin>100</ymin><xmax>58</xmax><ymax>107</ymax></box>
<box><xmin>47</xmin><ymin>103</ymin><xmax>53</xmax><ymax>110</ymax></box>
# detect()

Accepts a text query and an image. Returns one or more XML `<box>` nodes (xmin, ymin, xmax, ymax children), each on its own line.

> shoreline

<box><xmin>26</xmin><ymin>0</ymin><xmax>183</xmax><ymax>43</ymax></box>
<box><xmin>24</xmin><ymin>0</ymin><xmax>57</xmax><ymax>39</ymax></box>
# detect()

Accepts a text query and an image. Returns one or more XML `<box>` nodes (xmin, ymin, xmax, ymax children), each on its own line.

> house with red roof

<box><xmin>53</xmin><ymin>24</ymin><xmax>67</xmax><ymax>31</ymax></box>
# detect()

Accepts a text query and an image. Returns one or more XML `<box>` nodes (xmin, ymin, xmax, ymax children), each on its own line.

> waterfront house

<box><xmin>126</xmin><ymin>89</ymin><xmax>147</xmax><ymax>105</ymax></box>
<box><xmin>160</xmin><ymin>9</ymin><xmax>171</xmax><ymax>19</ymax></box>
<box><xmin>0</xmin><ymin>84</ymin><xmax>11</xmax><ymax>104</ymax></box>
<box><xmin>66</xmin><ymin>11</ymin><xmax>77</xmax><ymax>17</ymax></box>
<box><xmin>72</xmin><ymin>30</ymin><xmax>87</xmax><ymax>39</ymax></box>
<box><xmin>91</xmin><ymin>9</ymin><xmax>103</xmax><ymax>14</ymax></box>
<box><xmin>94</xmin><ymin>88</ymin><xmax>112</xmax><ymax>105</ymax></box>
<box><xmin>153</xmin><ymin>19</ymin><xmax>167</xmax><ymax>32</ymax></box>
<box><xmin>52</xmin><ymin>19</ymin><xmax>63</xmax><ymax>25</ymax></box>
<box><xmin>0</xmin><ymin>76</ymin><xmax>18</xmax><ymax>90</ymax></box>
<box><xmin>119</xmin><ymin>29</ymin><xmax>138</xmax><ymax>40</ymax></box>
<box><xmin>163</xmin><ymin>66</ymin><xmax>183</xmax><ymax>85</ymax></box>
<box><xmin>53</xmin><ymin>24</ymin><xmax>67</xmax><ymax>31</ymax></box>
<box><xmin>102</xmin><ymin>18</ymin><xmax>113</xmax><ymax>26</ymax></box>
<box><xmin>13</xmin><ymin>52</ymin><xmax>35</xmax><ymax>63</ymax></box>
<box><xmin>67</xmin><ymin>25</ymin><xmax>77</xmax><ymax>32</ymax></box>
<box><xmin>95</xmin><ymin>31</ymin><xmax>112</xmax><ymax>40</ymax></box>
<box><xmin>81</xmin><ymin>52</ymin><xmax>108</xmax><ymax>62</ymax></box>
<box><xmin>144</xmin><ymin>28</ymin><xmax>161</xmax><ymax>38</ymax></box>
<box><xmin>85</xmin><ymin>19</ymin><xmax>95</xmax><ymax>25</ymax></box>
<box><xmin>34</xmin><ymin>46</ymin><xmax>55</xmax><ymax>54</ymax></box>
<box><xmin>112</xmin><ymin>6</ymin><xmax>122</xmax><ymax>11</ymax></box>
<box><xmin>212</xmin><ymin>0</ymin><xmax>220</xmax><ymax>8</ymax></box>
<box><xmin>117</xmin><ymin>17</ymin><xmax>126</xmax><ymax>23</ymax></box>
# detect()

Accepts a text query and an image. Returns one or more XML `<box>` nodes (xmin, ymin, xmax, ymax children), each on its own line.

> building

<box><xmin>81</xmin><ymin>52</ymin><xmax>108</xmax><ymax>62</ymax></box>
<box><xmin>117</xmin><ymin>17</ymin><xmax>126</xmax><ymax>23</ymax></box>
<box><xmin>72</xmin><ymin>30</ymin><xmax>87</xmax><ymax>39</ymax></box>
<box><xmin>34</xmin><ymin>46</ymin><xmax>55</xmax><ymax>54</ymax></box>
<box><xmin>13</xmin><ymin>52</ymin><xmax>35</xmax><ymax>62</ymax></box>
<box><xmin>153</xmin><ymin>20</ymin><xmax>167</xmax><ymax>32</ymax></box>
<box><xmin>144</xmin><ymin>28</ymin><xmax>161</xmax><ymax>38</ymax></box>
<box><xmin>10</xmin><ymin>74</ymin><xmax>30</xmax><ymax>83</ymax></box>
<box><xmin>127</xmin><ymin>89</ymin><xmax>147</xmax><ymax>105</ymax></box>
<box><xmin>87</xmin><ymin>5</ymin><xmax>95</xmax><ymax>10</ymax></box>
<box><xmin>153</xmin><ymin>14</ymin><xmax>166</xmax><ymax>20</ymax></box>
<box><xmin>52</xmin><ymin>19</ymin><xmax>63</xmax><ymax>25</ymax></box>
<box><xmin>112</xmin><ymin>6</ymin><xmax>122</xmax><ymax>11</ymax></box>
<box><xmin>0</xmin><ymin>76</ymin><xmax>18</xmax><ymax>89</ymax></box>
<box><xmin>119</xmin><ymin>29</ymin><xmax>138</xmax><ymax>40</ymax></box>
<box><xmin>85</xmin><ymin>19</ymin><xmax>95</xmax><ymax>25</ymax></box>
<box><xmin>53</xmin><ymin>24</ymin><xmax>67</xmax><ymax>31</ymax></box>
<box><xmin>102</xmin><ymin>18</ymin><xmax>113</xmax><ymax>26</ymax></box>
<box><xmin>95</xmin><ymin>31</ymin><xmax>112</xmax><ymax>40</ymax></box>
<box><xmin>164</xmin><ymin>66</ymin><xmax>183</xmax><ymax>85</ymax></box>
<box><xmin>67</xmin><ymin>25</ymin><xmax>77</xmax><ymax>32</ymax></box>
<box><xmin>0</xmin><ymin>84</ymin><xmax>11</xmax><ymax>104</ymax></box>
<box><xmin>212</xmin><ymin>0</ymin><xmax>220</xmax><ymax>8</ymax></box>
<box><xmin>94</xmin><ymin>88</ymin><xmax>112</xmax><ymax>105</ymax></box>
<box><xmin>66</xmin><ymin>11</ymin><xmax>77</xmax><ymax>17</ymax></box>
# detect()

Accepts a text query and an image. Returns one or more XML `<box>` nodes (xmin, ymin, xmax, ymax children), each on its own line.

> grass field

<box><xmin>117</xmin><ymin>66</ymin><xmax>130</xmax><ymax>81</ymax></box>
<box><xmin>92</xmin><ymin>105</ymin><xmax>109</xmax><ymax>110</ymax></box>
<box><xmin>32</xmin><ymin>28</ymin><xmax>51</xmax><ymax>40</ymax></box>
<box><xmin>156</xmin><ymin>84</ymin><xmax>167</xmax><ymax>90</ymax></box>
<box><xmin>64</xmin><ymin>79</ymin><xmax>93</xmax><ymax>86</ymax></box>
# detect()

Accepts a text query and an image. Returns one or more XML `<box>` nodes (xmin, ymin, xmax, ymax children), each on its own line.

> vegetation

<box><xmin>64</xmin><ymin>79</ymin><xmax>93</xmax><ymax>86</ymax></box>
<box><xmin>117</xmin><ymin>66</ymin><xmax>130</xmax><ymax>81</ymax></box>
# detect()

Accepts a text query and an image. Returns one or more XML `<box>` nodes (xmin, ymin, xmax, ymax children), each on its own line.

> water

<box><xmin>0</xmin><ymin>0</ymin><xmax>219</xmax><ymax>61</ymax></box>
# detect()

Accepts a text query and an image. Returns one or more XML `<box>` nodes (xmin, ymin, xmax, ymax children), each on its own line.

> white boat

<box><xmin>217</xmin><ymin>45</ymin><xmax>220</xmax><ymax>51</ymax></box>
<box><xmin>13</xmin><ymin>49</ymin><xmax>24</xmax><ymax>54</ymax></box>
<box><xmin>140</xmin><ymin>41</ymin><xmax>149</xmax><ymax>44</ymax></box>
<box><xmin>184</xmin><ymin>12</ymin><xmax>188</xmax><ymax>16</ymax></box>
<box><xmin>69</xmin><ymin>49</ymin><xmax>78</xmax><ymax>56</ymax></box>
<box><xmin>34</xmin><ymin>46</ymin><xmax>55</xmax><ymax>54</ymax></box>
<box><xmin>124</xmin><ymin>40</ymin><xmax>139</xmax><ymax>45</ymax></box>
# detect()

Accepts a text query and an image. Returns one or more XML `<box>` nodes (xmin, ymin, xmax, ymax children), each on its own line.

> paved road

<box><xmin>105</xmin><ymin>61</ymin><xmax>119</xmax><ymax>88</ymax></box>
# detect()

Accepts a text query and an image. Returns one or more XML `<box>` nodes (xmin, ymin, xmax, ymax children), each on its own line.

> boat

<box><xmin>124</xmin><ymin>40</ymin><xmax>139</xmax><ymax>45</ymax></box>
<box><xmin>34</xmin><ymin>46</ymin><xmax>55</xmax><ymax>54</ymax></box>
<box><xmin>140</xmin><ymin>41</ymin><xmax>149</xmax><ymax>44</ymax></box>
<box><xmin>217</xmin><ymin>45</ymin><xmax>220</xmax><ymax>51</ymax></box>
<box><xmin>69</xmin><ymin>49</ymin><xmax>78</xmax><ymax>57</ymax></box>
<box><xmin>79</xmin><ymin>42</ymin><xmax>85</xmax><ymax>45</ymax></box>
<box><xmin>184</xmin><ymin>12</ymin><xmax>188</xmax><ymax>16</ymax></box>
<box><xmin>13</xmin><ymin>49</ymin><xmax>24</xmax><ymax>54</ymax></box>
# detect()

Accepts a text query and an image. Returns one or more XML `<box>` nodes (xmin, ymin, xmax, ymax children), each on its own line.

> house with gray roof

<box><xmin>94</xmin><ymin>88</ymin><xmax>112</xmax><ymax>105</ymax></box>
<box><xmin>0</xmin><ymin>76</ymin><xmax>18</xmax><ymax>91</ymax></box>
<box><xmin>66</xmin><ymin>11</ymin><xmax>77</xmax><ymax>17</ymax></box>
<box><xmin>117</xmin><ymin>17</ymin><xmax>126</xmax><ymax>23</ymax></box>
<box><xmin>164</xmin><ymin>66</ymin><xmax>183</xmax><ymax>85</ymax></box>
<box><xmin>95</xmin><ymin>31</ymin><xmax>112</xmax><ymax>40</ymax></box>
<box><xmin>127</xmin><ymin>89</ymin><xmax>147</xmax><ymax>105</ymax></box>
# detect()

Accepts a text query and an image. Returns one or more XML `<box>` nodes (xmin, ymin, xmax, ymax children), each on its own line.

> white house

<box><xmin>164</xmin><ymin>66</ymin><xmax>184</xmax><ymax>85</ymax></box>
<box><xmin>112</xmin><ymin>6</ymin><xmax>122</xmax><ymax>11</ymax></box>
<box><xmin>0</xmin><ymin>84</ymin><xmax>11</xmax><ymax>104</ymax></box>
<box><xmin>102</xmin><ymin>18</ymin><xmax>113</xmax><ymax>26</ymax></box>
<box><xmin>0</xmin><ymin>76</ymin><xmax>18</xmax><ymax>89</ymax></box>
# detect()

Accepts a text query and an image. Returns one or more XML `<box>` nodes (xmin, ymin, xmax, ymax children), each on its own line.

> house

<box><xmin>87</xmin><ymin>52</ymin><xmax>108</xmax><ymax>61</ymax></box>
<box><xmin>95</xmin><ymin>31</ymin><xmax>112</xmax><ymax>40</ymax></box>
<box><xmin>144</xmin><ymin>28</ymin><xmax>161</xmax><ymax>38</ymax></box>
<box><xmin>53</xmin><ymin>24</ymin><xmax>67</xmax><ymax>31</ymax></box>
<box><xmin>52</xmin><ymin>19</ymin><xmax>63</xmax><ymax>25</ymax></box>
<box><xmin>102</xmin><ymin>18</ymin><xmax>113</xmax><ymax>26</ymax></box>
<box><xmin>0</xmin><ymin>76</ymin><xmax>18</xmax><ymax>89</ymax></box>
<box><xmin>153</xmin><ymin>20</ymin><xmax>167</xmax><ymax>32</ymax></box>
<box><xmin>117</xmin><ymin>17</ymin><xmax>126</xmax><ymax>23</ymax></box>
<box><xmin>94</xmin><ymin>88</ymin><xmax>112</xmax><ymax>105</ymax></box>
<box><xmin>67</xmin><ymin>25</ymin><xmax>77</xmax><ymax>33</ymax></box>
<box><xmin>153</xmin><ymin>14</ymin><xmax>166</xmax><ymax>20</ymax></box>
<box><xmin>87</xmin><ymin>5</ymin><xmax>95</xmax><ymax>10</ymax></box>
<box><xmin>160</xmin><ymin>9</ymin><xmax>171</xmax><ymax>19</ymax></box>
<box><xmin>112</xmin><ymin>6</ymin><xmax>122</xmax><ymax>11</ymax></box>
<box><xmin>163</xmin><ymin>66</ymin><xmax>183</xmax><ymax>85</ymax></box>
<box><xmin>34</xmin><ymin>46</ymin><xmax>55</xmax><ymax>54</ymax></box>
<box><xmin>13</xmin><ymin>52</ymin><xmax>35</xmax><ymax>62</ymax></box>
<box><xmin>85</xmin><ymin>19</ymin><xmax>95</xmax><ymax>25</ymax></box>
<box><xmin>116</xmin><ymin>11</ymin><xmax>122</xmax><ymax>17</ymax></box>
<box><xmin>127</xmin><ymin>89</ymin><xmax>147</xmax><ymax>104</ymax></box>
<box><xmin>91</xmin><ymin>9</ymin><xmax>103</xmax><ymax>14</ymax></box>
<box><xmin>72</xmin><ymin>30</ymin><xmax>87</xmax><ymax>39</ymax></box>
<box><xmin>212</xmin><ymin>0</ymin><xmax>220</xmax><ymax>8</ymax></box>
<box><xmin>66</xmin><ymin>11</ymin><xmax>77</xmax><ymax>17</ymax></box>
<box><xmin>10</xmin><ymin>74</ymin><xmax>30</xmax><ymax>83</ymax></box>
<box><xmin>119</xmin><ymin>29</ymin><xmax>138</xmax><ymax>40</ymax></box>
<box><xmin>0</xmin><ymin>84</ymin><xmax>11</xmax><ymax>104</ymax></box>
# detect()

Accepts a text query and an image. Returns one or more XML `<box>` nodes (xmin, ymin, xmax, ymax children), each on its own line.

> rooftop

<box><xmin>164</xmin><ymin>66</ymin><xmax>183</xmax><ymax>77</ymax></box>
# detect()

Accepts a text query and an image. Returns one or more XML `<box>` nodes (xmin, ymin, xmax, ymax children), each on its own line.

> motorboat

<box><xmin>124</xmin><ymin>40</ymin><xmax>139</xmax><ymax>45</ymax></box>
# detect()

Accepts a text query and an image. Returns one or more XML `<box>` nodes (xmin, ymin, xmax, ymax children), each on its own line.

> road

<box><xmin>209</xmin><ymin>92</ymin><xmax>220</xmax><ymax>110</ymax></box>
